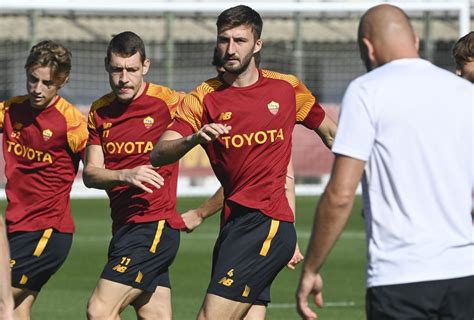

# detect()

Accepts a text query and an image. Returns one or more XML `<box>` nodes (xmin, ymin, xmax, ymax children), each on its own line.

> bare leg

<box><xmin>197</xmin><ymin>293</ymin><xmax>252</xmax><ymax>320</ymax></box>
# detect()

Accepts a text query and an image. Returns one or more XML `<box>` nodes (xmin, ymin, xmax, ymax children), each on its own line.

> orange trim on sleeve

<box><xmin>0</xmin><ymin>101</ymin><xmax>7</xmax><ymax>130</ymax></box>
<box><xmin>146</xmin><ymin>83</ymin><xmax>185</xmax><ymax>117</ymax></box>
<box><xmin>0</xmin><ymin>96</ymin><xmax>29</xmax><ymax>131</ymax></box>
<box><xmin>174</xmin><ymin>78</ymin><xmax>224</xmax><ymax>132</ymax></box>
<box><xmin>262</xmin><ymin>69</ymin><xmax>317</xmax><ymax>122</ymax></box>
<box><xmin>54</xmin><ymin>97</ymin><xmax>89</xmax><ymax>154</ymax></box>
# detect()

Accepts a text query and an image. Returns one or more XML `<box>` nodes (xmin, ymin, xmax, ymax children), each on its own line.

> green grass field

<box><xmin>3</xmin><ymin>196</ymin><xmax>367</xmax><ymax>319</ymax></box>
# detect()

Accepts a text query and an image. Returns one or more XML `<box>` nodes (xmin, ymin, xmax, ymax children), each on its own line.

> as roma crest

<box><xmin>144</xmin><ymin>116</ymin><xmax>154</xmax><ymax>129</ymax></box>
<box><xmin>267</xmin><ymin>101</ymin><xmax>279</xmax><ymax>115</ymax></box>
<box><xmin>42</xmin><ymin>129</ymin><xmax>53</xmax><ymax>141</ymax></box>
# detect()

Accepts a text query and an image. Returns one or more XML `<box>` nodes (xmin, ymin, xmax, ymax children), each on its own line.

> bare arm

<box><xmin>0</xmin><ymin>216</ymin><xmax>14</xmax><ymax>320</ymax></box>
<box><xmin>296</xmin><ymin>155</ymin><xmax>365</xmax><ymax>319</ymax></box>
<box><xmin>315</xmin><ymin>114</ymin><xmax>337</xmax><ymax>149</ymax></box>
<box><xmin>150</xmin><ymin>123</ymin><xmax>231</xmax><ymax>167</ymax></box>
<box><xmin>285</xmin><ymin>157</ymin><xmax>305</xmax><ymax>270</ymax></box>
<box><xmin>181</xmin><ymin>187</ymin><xmax>224</xmax><ymax>232</ymax></box>
<box><xmin>82</xmin><ymin>145</ymin><xmax>163</xmax><ymax>193</ymax></box>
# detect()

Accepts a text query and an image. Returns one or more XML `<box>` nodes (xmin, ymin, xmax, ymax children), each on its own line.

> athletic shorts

<box><xmin>100</xmin><ymin>220</ymin><xmax>180</xmax><ymax>293</ymax></box>
<box><xmin>8</xmin><ymin>228</ymin><xmax>72</xmax><ymax>292</ymax></box>
<box><xmin>207</xmin><ymin>206</ymin><xmax>296</xmax><ymax>304</ymax></box>
<box><xmin>366</xmin><ymin>275</ymin><xmax>474</xmax><ymax>320</ymax></box>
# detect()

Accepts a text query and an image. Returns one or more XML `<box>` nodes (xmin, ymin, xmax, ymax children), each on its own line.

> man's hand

<box><xmin>120</xmin><ymin>165</ymin><xmax>164</xmax><ymax>193</ymax></box>
<box><xmin>191</xmin><ymin>123</ymin><xmax>231</xmax><ymax>144</ymax></box>
<box><xmin>287</xmin><ymin>243</ymin><xmax>304</xmax><ymax>270</ymax></box>
<box><xmin>181</xmin><ymin>209</ymin><xmax>204</xmax><ymax>232</ymax></box>
<box><xmin>296</xmin><ymin>271</ymin><xmax>324</xmax><ymax>320</ymax></box>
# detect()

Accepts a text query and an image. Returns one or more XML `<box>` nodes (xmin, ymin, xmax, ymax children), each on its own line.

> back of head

<box><xmin>24</xmin><ymin>40</ymin><xmax>72</xmax><ymax>85</ymax></box>
<box><xmin>452</xmin><ymin>32</ymin><xmax>474</xmax><ymax>70</ymax></box>
<box><xmin>358</xmin><ymin>4</ymin><xmax>418</xmax><ymax>69</ymax></box>
<box><xmin>217</xmin><ymin>5</ymin><xmax>263</xmax><ymax>40</ymax></box>
<box><xmin>106</xmin><ymin>31</ymin><xmax>146</xmax><ymax>63</ymax></box>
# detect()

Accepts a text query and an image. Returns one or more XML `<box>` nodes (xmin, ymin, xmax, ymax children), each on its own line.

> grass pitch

<box><xmin>4</xmin><ymin>196</ymin><xmax>366</xmax><ymax>319</ymax></box>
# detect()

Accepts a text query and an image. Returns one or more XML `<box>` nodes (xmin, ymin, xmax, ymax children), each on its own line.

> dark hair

<box><xmin>216</xmin><ymin>5</ymin><xmax>263</xmax><ymax>40</ymax></box>
<box><xmin>106</xmin><ymin>31</ymin><xmax>146</xmax><ymax>63</ymax></box>
<box><xmin>24</xmin><ymin>40</ymin><xmax>72</xmax><ymax>85</ymax></box>
<box><xmin>452</xmin><ymin>31</ymin><xmax>474</xmax><ymax>69</ymax></box>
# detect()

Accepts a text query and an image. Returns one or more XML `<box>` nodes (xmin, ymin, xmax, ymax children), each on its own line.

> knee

<box><xmin>136</xmin><ymin>307</ymin><xmax>171</xmax><ymax>320</ymax></box>
<box><xmin>87</xmin><ymin>296</ymin><xmax>112</xmax><ymax>320</ymax></box>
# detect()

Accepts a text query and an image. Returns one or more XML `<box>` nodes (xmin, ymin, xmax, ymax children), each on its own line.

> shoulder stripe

<box><xmin>0</xmin><ymin>96</ymin><xmax>30</xmax><ymax>130</ymax></box>
<box><xmin>261</xmin><ymin>69</ymin><xmax>299</xmax><ymax>87</ymax></box>
<box><xmin>90</xmin><ymin>92</ymin><xmax>115</xmax><ymax>113</ymax></box>
<box><xmin>262</xmin><ymin>69</ymin><xmax>318</xmax><ymax>123</ymax></box>
<box><xmin>176</xmin><ymin>77</ymin><xmax>224</xmax><ymax>132</ymax></box>
<box><xmin>54</xmin><ymin>97</ymin><xmax>88</xmax><ymax>154</ymax></box>
<box><xmin>146</xmin><ymin>83</ymin><xmax>185</xmax><ymax>115</ymax></box>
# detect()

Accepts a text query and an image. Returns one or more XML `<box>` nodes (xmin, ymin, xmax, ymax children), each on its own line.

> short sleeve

<box><xmin>168</xmin><ymin>88</ymin><xmax>205</xmax><ymax>137</ymax></box>
<box><xmin>332</xmin><ymin>79</ymin><xmax>375</xmax><ymax>161</ymax></box>
<box><xmin>87</xmin><ymin>108</ymin><xmax>101</xmax><ymax>146</ymax></box>
<box><xmin>0</xmin><ymin>101</ymin><xmax>7</xmax><ymax>132</ymax></box>
<box><xmin>293</xmin><ymin>78</ymin><xmax>325</xmax><ymax>129</ymax></box>
<box><xmin>66</xmin><ymin>107</ymin><xmax>88</xmax><ymax>154</ymax></box>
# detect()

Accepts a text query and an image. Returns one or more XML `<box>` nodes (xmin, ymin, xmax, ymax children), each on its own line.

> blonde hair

<box><xmin>24</xmin><ymin>40</ymin><xmax>72</xmax><ymax>85</ymax></box>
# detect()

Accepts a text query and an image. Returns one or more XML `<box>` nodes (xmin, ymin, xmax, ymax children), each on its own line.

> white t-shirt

<box><xmin>333</xmin><ymin>58</ymin><xmax>474</xmax><ymax>288</ymax></box>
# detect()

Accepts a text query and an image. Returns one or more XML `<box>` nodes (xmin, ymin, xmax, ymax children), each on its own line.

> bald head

<box><xmin>358</xmin><ymin>4</ymin><xmax>419</xmax><ymax>71</ymax></box>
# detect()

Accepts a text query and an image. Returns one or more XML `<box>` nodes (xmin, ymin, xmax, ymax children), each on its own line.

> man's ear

<box><xmin>414</xmin><ymin>35</ymin><xmax>420</xmax><ymax>52</ymax></box>
<box><xmin>254</xmin><ymin>39</ymin><xmax>263</xmax><ymax>54</ymax></box>
<box><xmin>362</xmin><ymin>37</ymin><xmax>376</xmax><ymax>64</ymax></box>
<box><xmin>142</xmin><ymin>58</ymin><xmax>151</xmax><ymax>75</ymax></box>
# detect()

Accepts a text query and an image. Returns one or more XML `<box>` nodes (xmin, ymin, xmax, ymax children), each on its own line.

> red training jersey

<box><xmin>0</xmin><ymin>96</ymin><xmax>88</xmax><ymax>233</ymax></box>
<box><xmin>170</xmin><ymin>69</ymin><xmax>326</xmax><ymax>224</ymax></box>
<box><xmin>87</xmin><ymin>83</ymin><xmax>185</xmax><ymax>233</ymax></box>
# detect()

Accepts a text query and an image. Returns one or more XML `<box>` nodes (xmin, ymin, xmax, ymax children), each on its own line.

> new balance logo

<box><xmin>218</xmin><ymin>268</ymin><xmax>235</xmax><ymax>286</ymax></box>
<box><xmin>218</xmin><ymin>112</ymin><xmax>232</xmax><ymax>121</ymax></box>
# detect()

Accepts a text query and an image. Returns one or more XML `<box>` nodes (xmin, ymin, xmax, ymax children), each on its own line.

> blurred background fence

<box><xmin>0</xmin><ymin>0</ymin><xmax>471</xmax><ymax>196</ymax></box>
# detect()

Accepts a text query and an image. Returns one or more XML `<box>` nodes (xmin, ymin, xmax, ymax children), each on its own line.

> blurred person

<box><xmin>452</xmin><ymin>31</ymin><xmax>474</xmax><ymax>83</ymax></box>
<box><xmin>0</xmin><ymin>215</ymin><xmax>14</xmax><ymax>320</ymax></box>
<box><xmin>83</xmin><ymin>31</ymin><xmax>208</xmax><ymax>320</ymax></box>
<box><xmin>0</xmin><ymin>40</ymin><xmax>88</xmax><ymax>319</ymax></box>
<box><xmin>150</xmin><ymin>5</ymin><xmax>336</xmax><ymax>319</ymax></box>
<box><xmin>296</xmin><ymin>4</ymin><xmax>474</xmax><ymax>320</ymax></box>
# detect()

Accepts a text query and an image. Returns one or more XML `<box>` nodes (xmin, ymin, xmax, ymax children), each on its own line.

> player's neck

<box><xmin>223</xmin><ymin>65</ymin><xmax>259</xmax><ymax>88</ymax></box>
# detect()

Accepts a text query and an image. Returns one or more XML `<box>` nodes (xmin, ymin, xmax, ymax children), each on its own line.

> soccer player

<box><xmin>452</xmin><ymin>31</ymin><xmax>474</xmax><ymax>83</ymax></box>
<box><xmin>150</xmin><ymin>5</ymin><xmax>336</xmax><ymax>319</ymax></box>
<box><xmin>296</xmin><ymin>4</ymin><xmax>474</xmax><ymax>320</ymax></box>
<box><xmin>0</xmin><ymin>40</ymin><xmax>88</xmax><ymax>319</ymax></box>
<box><xmin>83</xmin><ymin>31</ymin><xmax>189</xmax><ymax>320</ymax></box>
<box><xmin>0</xmin><ymin>216</ymin><xmax>14</xmax><ymax>320</ymax></box>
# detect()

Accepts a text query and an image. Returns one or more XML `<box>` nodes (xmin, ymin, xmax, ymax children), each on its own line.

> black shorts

<box><xmin>100</xmin><ymin>220</ymin><xmax>180</xmax><ymax>293</ymax></box>
<box><xmin>8</xmin><ymin>229</ymin><xmax>72</xmax><ymax>292</ymax></box>
<box><xmin>207</xmin><ymin>206</ymin><xmax>296</xmax><ymax>304</ymax></box>
<box><xmin>366</xmin><ymin>275</ymin><xmax>474</xmax><ymax>320</ymax></box>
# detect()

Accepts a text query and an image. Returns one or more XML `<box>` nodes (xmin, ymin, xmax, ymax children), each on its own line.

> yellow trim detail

<box><xmin>135</xmin><ymin>271</ymin><xmax>143</xmax><ymax>283</ymax></box>
<box><xmin>20</xmin><ymin>275</ymin><xmax>28</xmax><ymax>285</ymax></box>
<box><xmin>242</xmin><ymin>285</ymin><xmax>251</xmax><ymax>297</ymax></box>
<box><xmin>259</xmin><ymin>220</ymin><xmax>280</xmax><ymax>256</ymax></box>
<box><xmin>149</xmin><ymin>220</ymin><xmax>166</xmax><ymax>253</ymax></box>
<box><xmin>33</xmin><ymin>228</ymin><xmax>53</xmax><ymax>257</ymax></box>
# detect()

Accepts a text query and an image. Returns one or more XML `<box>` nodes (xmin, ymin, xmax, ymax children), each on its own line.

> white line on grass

<box><xmin>268</xmin><ymin>301</ymin><xmax>355</xmax><ymax>309</ymax></box>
